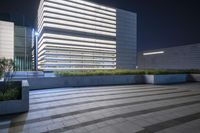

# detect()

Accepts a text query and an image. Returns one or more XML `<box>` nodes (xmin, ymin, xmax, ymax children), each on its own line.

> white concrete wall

<box><xmin>0</xmin><ymin>21</ymin><xmax>14</xmax><ymax>59</ymax></box>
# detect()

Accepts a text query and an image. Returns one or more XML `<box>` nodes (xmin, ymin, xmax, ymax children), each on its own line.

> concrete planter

<box><xmin>0</xmin><ymin>80</ymin><xmax>29</xmax><ymax>115</ymax></box>
<box><xmin>187</xmin><ymin>74</ymin><xmax>200</xmax><ymax>82</ymax></box>
<box><xmin>18</xmin><ymin>75</ymin><xmax>144</xmax><ymax>90</ymax></box>
<box><xmin>12</xmin><ymin>74</ymin><xmax>191</xmax><ymax>90</ymax></box>
<box><xmin>145</xmin><ymin>74</ymin><xmax>187</xmax><ymax>85</ymax></box>
<box><xmin>64</xmin><ymin>75</ymin><xmax>144</xmax><ymax>87</ymax></box>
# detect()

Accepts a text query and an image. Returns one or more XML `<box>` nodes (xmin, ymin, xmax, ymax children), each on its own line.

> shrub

<box><xmin>55</xmin><ymin>69</ymin><xmax>200</xmax><ymax>77</ymax></box>
<box><xmin>0</xmin><ymin>71</ymin><xmax>2</xmax><ymax>79</ymax></box>
<box><xmin>0</xmin><ymin>58</ymin><xmax>18</xmax><ymax>101</ymax></box>
<box><xmin>0</xmin><ymin>81</ymin><xmax>22</xmax><ymax>101</ymax></box>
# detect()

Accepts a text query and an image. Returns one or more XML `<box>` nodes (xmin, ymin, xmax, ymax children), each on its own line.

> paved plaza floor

<box><xmin>0</xmin><ymin>83</ymin><xmax>200</xmax><ymax>133</ymax></box>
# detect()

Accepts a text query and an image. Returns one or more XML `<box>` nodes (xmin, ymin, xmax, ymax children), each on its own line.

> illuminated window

<box><xmin>143</xmin><ymin>51</ymin><xmax>165</xmax><ymax>56</ymax></box>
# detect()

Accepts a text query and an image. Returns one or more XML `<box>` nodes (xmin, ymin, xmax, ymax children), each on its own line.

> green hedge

<box><xmin>56</xmin><ymin>69</ymin><xmax>200</xmax><ymax>77</ymax></box>
<box><xmin>0</xmin><ymin>71</ymin><xmax>2</xmax><ymax>78</ymax></box>
<box><xmin>0</xmin><ymin>89</ymin><xmax>21</xmax><ymax>101</ymax></box>
<box><xmin>0</xmin><ymin>82</ymin><xmax>22</xmax><ymax>101</ymax></box>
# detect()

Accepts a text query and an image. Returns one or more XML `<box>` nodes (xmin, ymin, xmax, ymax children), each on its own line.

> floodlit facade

<box><xmin>37</xmin><ymin>0</ymin><xmax>137</xmax><ymax>71</ymax></box>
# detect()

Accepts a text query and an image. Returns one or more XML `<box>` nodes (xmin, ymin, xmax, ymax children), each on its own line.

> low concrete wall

<box><xmin>11</xmin><ymin>74</ymin><xmax>197</xmax><ymax>90</ymax></box>
<box><xmin>187</xmin><ymin>74</ymin><xmax>200</xmax><ymax>82</ymax></box>
<box><xmin>145</xmin><ymin>74</ymin><xmax>187</xmax><ymax>85</ymax></box>
<box><xmin>15</xmin><ymin>75</ymin><xmax>144</xmax><ymax>90</ymax></box>
<box><xmin>0</xmin><ymin>80</ymin><xmax>29</xmax><ymax>115</ymax></box>
<box><xmin>11</xmin><ymin>71</ymin><xmax>44</xmax><ymax>78</ymax></box>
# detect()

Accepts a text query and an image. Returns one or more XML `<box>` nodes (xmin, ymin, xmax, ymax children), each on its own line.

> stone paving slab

<box><xmin>0</xmin><ymin>83</ymin><xmax>200</xmax><ymax>133</ymax></box>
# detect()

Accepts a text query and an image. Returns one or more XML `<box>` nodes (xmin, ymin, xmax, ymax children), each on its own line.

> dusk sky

<box><xmin>0</xmin><ymin>0</ymin><xmax>199</xmax><ymax>51</ymax></box>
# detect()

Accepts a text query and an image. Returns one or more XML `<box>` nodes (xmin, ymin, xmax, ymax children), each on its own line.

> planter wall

<box><xmin>11</xmin><ymin>74</ymin><xmax>194</xmax><ymax>90</ymax></box>
<box><xmin>65</xmin><ymin>75</ymin><xmax>144</xmax><ymax>87</ymax></box>
<box><xmin>0</xmin><ymin>80</ymin><xmax>29</xmax><ymax>115</ymax></box>
<box><xmin>145</xmin><ymin>74</ymin><xmax>187</xmax><ymax>85</ymax></box>
<box><xmin>15</xmin><ymin>75</ymin><xmax>144</xmax><ymax>90</ymax></box>
<box><xmin>187</xmin><ymin>74</ymin><xmax>200</xmax><ymax>82</ymax></box>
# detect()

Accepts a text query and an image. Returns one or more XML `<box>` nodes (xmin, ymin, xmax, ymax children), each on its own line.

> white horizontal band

<box><xmin>39</xmin><ymin>23</ymin><xmax>116</xmax><ymax>37</ymax></box>
<box><xmin>46</xmin><ymin>0</ymin><xmax>116</xmax><ymax>19</ymax></box>
<box><xmin>38</xmin><ymin>33</ymin><xmax>116</xmax><ymax>46</ymax></box>
<box><xmin>68</xmin><ymin>0</ymin><xmax>116</xmax><ymax>12</ymax></box>
<box><xmin>39</xmin><ymin>38</ymin><xmax>116</xmax><ymax>49</ymax></box>
<box><xmin>41</xmin><ymin>18</ymin><xmax>116</xmax><ymax>33</ymax></box>
<box><xmin>38</xmin><ymin>43</ymin><xmax>116</xmax><ymax>54</ymax></box>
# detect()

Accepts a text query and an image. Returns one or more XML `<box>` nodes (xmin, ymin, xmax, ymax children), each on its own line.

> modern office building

<box><xmin>137</xmin><ymin>43</ymin><xmax>200</xmax><ymax>69</ymax></box>
<box><xmin>37</xmin><ymin>0</ymin><xmax>137</xmax><ymax>71</ymax></box>
<box><xmin>0</xmin><ymin>20</ymin><xmax>33</xmax><ymax>71</ymax></box>
<box><xmin>0</xmin><ymin>21</ymin><xmax>14</xmax><ymax>59</ymax></box>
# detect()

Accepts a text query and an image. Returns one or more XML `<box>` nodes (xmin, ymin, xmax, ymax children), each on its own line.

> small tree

<box><xmin>0</xmin><ymin>58</ymin><xmax>15</xmax><ymax>94</ymax></box>
<box><xmin>0</xmin><ymin>68</ymin><xmax>2</xmax><ymax>79</ymax></box>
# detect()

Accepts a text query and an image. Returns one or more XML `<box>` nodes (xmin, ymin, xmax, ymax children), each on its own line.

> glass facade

<box><xmin>38</xmin><ymin>0</ymin><xmax>117</xmax><ymax>71</ymax></box>
<box><xmin>14</xmin><ymin>26</ymin><xmax>33</xmax><ymax>71</ymax></box>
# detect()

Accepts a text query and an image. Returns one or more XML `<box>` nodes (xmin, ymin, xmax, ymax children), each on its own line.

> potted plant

<box><xmin>0</xmin><ymin>58</ymin><xmax>29</xmax><ymax>115</ymax></box>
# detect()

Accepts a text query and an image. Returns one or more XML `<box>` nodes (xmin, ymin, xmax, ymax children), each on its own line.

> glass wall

<box><xmin>14</xmin><ymin>26</ymin><xmax>33</xmax><ymax>71</ymax></box>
